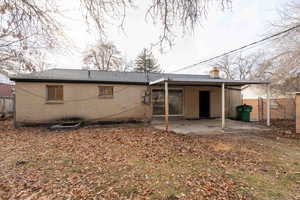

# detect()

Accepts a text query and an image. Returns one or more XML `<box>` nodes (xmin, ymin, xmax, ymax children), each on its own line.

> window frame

<box><xmin>46</xmin><ymin>85</ymin><xmax>64</xmax><ymax>102</ymax></box>
<box><xmin>98</xmin><ymin>86</ymin><xmax>114</xmax><ymax>98</ymax></box>
<box><xmin>151</xmin><ymin>88</ymin><xmax>184</xmax><ymax>117</ymax></box>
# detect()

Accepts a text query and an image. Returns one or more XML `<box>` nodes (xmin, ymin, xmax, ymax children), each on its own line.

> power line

<box><xmin>171</xmin><ymin>24</ymin><xmax>300</xmax><ymax>73</ymax></box>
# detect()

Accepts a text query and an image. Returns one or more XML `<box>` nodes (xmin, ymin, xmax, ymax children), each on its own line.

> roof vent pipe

<box><xmin>209</xmin><ymin>67</ymin><xmax>220</xmax><ymax>79</ymax></box>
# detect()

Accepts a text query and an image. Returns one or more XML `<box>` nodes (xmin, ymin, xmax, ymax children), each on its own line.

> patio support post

<box><xmin>164</xmin><ymin>81</ymin><xmax>169</xmax><ymax>132</ymax></box>
<box><xmin>221</xmin><ymin>83</ymin><xmax>225</xmax><ymax>129</ymax></box>
<box><xmin>266</xmin><ymin>83</ymin><xmax>271</xmax><ymax>126</ymax></box>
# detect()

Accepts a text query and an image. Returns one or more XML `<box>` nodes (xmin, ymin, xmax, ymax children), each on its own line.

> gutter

<box><xmin>149</xmin><ymin>78</ymin><xmax>166</xmax><ymax>85</ymax></box>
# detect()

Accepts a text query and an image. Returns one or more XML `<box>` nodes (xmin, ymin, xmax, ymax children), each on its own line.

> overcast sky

<box><xmin>47</xmin><ymin>0</ymin><xmax>290</xmax><ymax>74</ymax></box>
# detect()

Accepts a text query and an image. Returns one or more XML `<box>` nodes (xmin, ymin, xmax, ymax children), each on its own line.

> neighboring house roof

<box><xmin>242</xmin><ymin>85</ymin><xmax>297</xmax><ymax>99</ymax></box>
<box><xmin>10</xmin><ymin>68</ymin><xmax>268</xmax><ymax>86</ymax></box>
<box><xmin>0</xmin><ymin>83</ymin><xmax>13</xmax><ymax>97</ymax></box>
<box><xmin>0</xmin><ymin>73</ymin><xmax>10</xmax><ymax>84</ymax></box>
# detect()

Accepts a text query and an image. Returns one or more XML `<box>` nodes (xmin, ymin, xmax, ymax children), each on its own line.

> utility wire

<box><xmin>171</xmin><ymin>24</ymin><xmax>300</xmax><ymax>73</ymax></box>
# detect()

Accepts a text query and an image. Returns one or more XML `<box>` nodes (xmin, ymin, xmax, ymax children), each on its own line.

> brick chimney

<box><xmin>209</xmin><ymin>67</ymin><xmax>220</xmax><ymax>79</ymax></box>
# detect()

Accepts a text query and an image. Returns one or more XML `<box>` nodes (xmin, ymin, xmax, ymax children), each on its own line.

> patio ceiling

<box><xmin>149</xmin><ymin>77</ymin><xmax>269</xmax><ymax>86</ymax></box>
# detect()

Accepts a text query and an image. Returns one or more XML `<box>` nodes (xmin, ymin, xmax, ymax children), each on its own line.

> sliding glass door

<box><xmin>152</xmin><ymin>89</ymin><xmax>183</xmax><ymax>116</ymax></box>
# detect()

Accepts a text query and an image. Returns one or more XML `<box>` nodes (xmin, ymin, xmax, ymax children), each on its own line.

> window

<box><xmin>98</xmin><ymin>86</ymin><xmax>113</xmax><ymax>98</ymax></box>
<box><xmin>152</xmin><ymin>89</ymin><xmax>165</xmax><ymax>115</ymax></box>
<box><xmin>47</xmin><ymin>85</ymin><xmax>63</xmax><ymax>101</ymax></box>
<box><xmin>152</xmin><ymin>89</ymin><xmax>183</xmax><ymax>115</ymax></box>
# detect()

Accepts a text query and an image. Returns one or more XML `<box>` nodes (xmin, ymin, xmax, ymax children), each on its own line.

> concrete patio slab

<box><xmin>151</xmin><ymin>119</ymin><xmax>270</xmax><ymax>135</ymax></box>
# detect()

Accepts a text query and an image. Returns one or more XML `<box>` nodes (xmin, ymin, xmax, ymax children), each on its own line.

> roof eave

<box><xmin>149</xmin><ymin>78</ymin><xmax>270</xmax><ymax>86</ymax></box>
<box><xmin>9</xmin><ymin>78</ymin><xmax>148</xmax><ymax>85</ymax></box>
<box><xmin>149</xmin><ymin>78</ymin><xmax>165</xmax><ymax>85</ymax></box>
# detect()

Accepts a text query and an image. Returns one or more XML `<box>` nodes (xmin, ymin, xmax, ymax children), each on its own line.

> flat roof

<box><xmin>10</xmin><ymin>68</ymin><xmax>210</xmax><ymax>84</ymax></box>
<box><xmin>150</xmin><ymin>77</ymin><xmax>269</xmax><ymax>86</ymax></box>
<box><xmin>10</xmin><ymin>68</ymin><xmax>269</xmax><ymax>86</ymax></box>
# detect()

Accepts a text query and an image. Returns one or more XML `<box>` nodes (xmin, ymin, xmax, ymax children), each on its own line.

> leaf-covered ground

<box><xmin>0</xmin><ymin>120</ymin><xmax>300</xmax><ymax>200</ymax></box>
<box><xmin>258</xmin><ymin>120</ymin><xmax>300</xmax><ymax>139</ymax></box>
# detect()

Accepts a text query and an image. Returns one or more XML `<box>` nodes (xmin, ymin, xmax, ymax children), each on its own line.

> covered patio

<box><xmin>152</xmin><ymin>118</ymin><xmax>270</xmax><ymax>135</ymax></box>
<box><xmin>150</xmin><ymin>77</ymin><xmax>270</xmax><ymax>132</ymax></box>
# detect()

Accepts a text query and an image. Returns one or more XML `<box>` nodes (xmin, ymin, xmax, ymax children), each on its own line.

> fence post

<box><xmin>0</xmin><ymin>98</ymin><xmax>4</xmax><ymax>114</ymax></box>
<box><xmin>296</xmin><ymin>93</ymin><xmax>300</xmax><ymax>134</ymax></box>
<box><xmin>13</xmin><ymin>92</ymin><xmax>17</xmax><ymax>128</ymax></box>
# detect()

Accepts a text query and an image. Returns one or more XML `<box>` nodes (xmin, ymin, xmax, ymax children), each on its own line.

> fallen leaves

<box><xmin>258</xmin><ymin>120</ymin><xmax>300</xmax><ymax>139</ymax></box>
<box><xmin>0</xmin><ymin>120</ymin><xmax>299</xmax><ymax>199</ymax></box>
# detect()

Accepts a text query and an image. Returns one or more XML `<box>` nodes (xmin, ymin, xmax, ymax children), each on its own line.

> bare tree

<box><xmin>83</xmin><ymin>41</ymin><xmax>123</xmax><ymax>71</ymax></box>
<box><xmin>120</xmin><ymin>59</ymin><xmax>134</xmax><ymax>72</ymax></box>
<box><xmin>80</xmin><ymin>0</ymin><xmax>231</xmax><ymax>48</ymax></box>
<box><xmin>213</xmin><ymin>1</ymin><xmax>300</xmax><ymax>96</ymax></box>
<box><xmin>214</xmin><ymin>55</ymin><xmax>234</xmax><ymax>79</ymax></box>
<box><xmin>0</xmin><ymin>0</ymin><xmax>67</xmax><ymax>74</ymax></box>
<box><xmin>262</xmin><ymin>1</ymin><xmax>300</xmax><ymax>95</ymax></box>
<box><xmin>1</xmin><ymin>0</ymin><xmax>232</xmax><ymax>73</ymax></box>
<box><xmin>215</xmin><ymin>53</ymin><xmax>264</xmax><ymax>80</ymax></box>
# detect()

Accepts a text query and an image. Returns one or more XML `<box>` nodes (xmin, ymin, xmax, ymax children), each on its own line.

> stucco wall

<box><xmin>227</xmin><ymin>88</ymin><xmax>242</xmax><ymax>118</ymax></box>
<box><xmin>183</xmin><ymin>86</ymin><xmax>241</xmax><ymax>119</ymax></box>
<box><xmin>15</xmin><ymin>82</ymin><xmax>151</xmax><ymax>124</ymax></box>
<box><xmin>15</xmin><ymin>82</ymin><xmax>242</xmax><ymax>124</ymax></box>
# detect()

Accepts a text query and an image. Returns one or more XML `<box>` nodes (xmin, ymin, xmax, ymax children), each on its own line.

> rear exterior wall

<box><xmin>15</xmin><ymin>82</ymin><xmax>151</xmax><ymax>124</ymax></box>
<box><xmin>183</xmin><ymin>86</ymin><xmax>241</xmax><ymax>119</ymax></box>
<box><xmin>15</xmin><ymin>82</ymin><xmax>242</xmax><ymax>124</ymax></box>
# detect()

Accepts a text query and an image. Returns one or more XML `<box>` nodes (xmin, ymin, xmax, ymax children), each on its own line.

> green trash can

<box><xmin>236</xmin><ymin>104</ymin><xmax>253</xmax><ymax>122</ymax></box>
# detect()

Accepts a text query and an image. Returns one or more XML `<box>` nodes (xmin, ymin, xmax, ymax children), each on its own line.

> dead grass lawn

<box><xmin>0</xmin><ymin>120</ymin><xmax>300</xmax><ymax>200</ymax></box>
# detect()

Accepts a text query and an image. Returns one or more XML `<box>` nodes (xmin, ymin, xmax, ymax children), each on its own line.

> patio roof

<box><xmin>149</xmin><ymin>77</ymin><xmax>269</xmax><ymax>86</ymax></box>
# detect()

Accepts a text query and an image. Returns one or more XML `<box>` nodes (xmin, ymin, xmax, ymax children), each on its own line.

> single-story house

<box><xmin>0</xmin><ymin>73</ymin><xmax>10</xmax><ymax>84</ymax></box>
<box><xmin>10</xmin><ymin>68</ymin><xmax>270</xmax><ymax>129</ymax></box>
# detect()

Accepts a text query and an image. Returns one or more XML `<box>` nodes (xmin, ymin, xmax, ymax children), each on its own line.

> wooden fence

<box><xmin>296</xmin><ymin>93</ymin><xmax>300</xmax><ymax>133</ymax></box>
<box><xmin>0</xmin><ymin>96</ymin><xmax>14</xmax><ymax>119</ymax></box>
<box><xmin>244</xmin><ymin>97</ymin><xmax>296</xmax><ymax>121</ymax></box>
